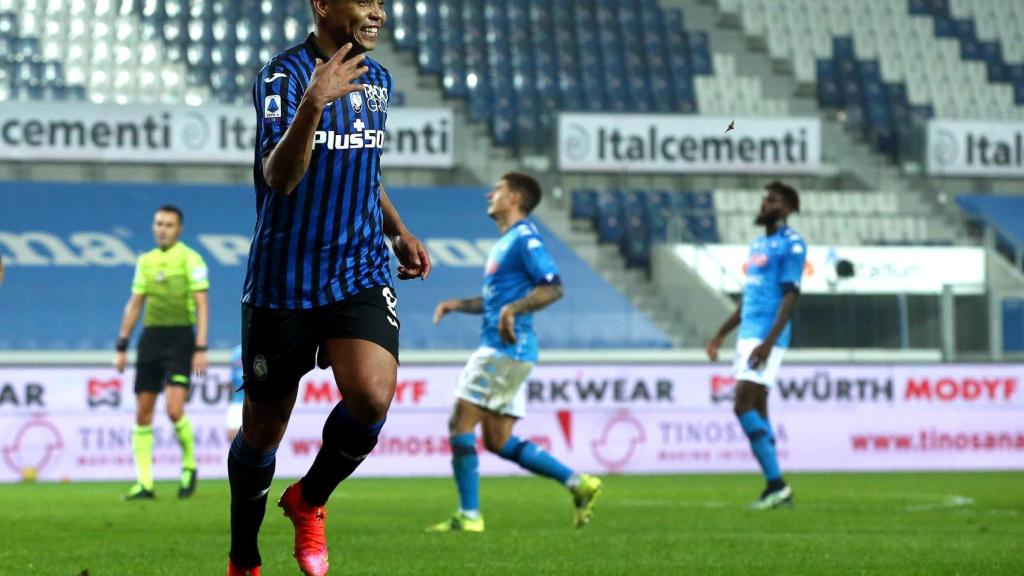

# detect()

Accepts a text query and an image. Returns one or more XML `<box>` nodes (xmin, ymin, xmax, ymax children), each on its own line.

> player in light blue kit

<box><xmin>707</xmin><ymin>181</ymin><xmax>806</xmax><ymax>509</ymax></box>
<box><xmin>226</xmin><ymin>345</ymin><xmax>244</xmax><ymax>442</ymax></box>
<box><xmin>428</xmin><ymin>173</ymin><xmax>602</xmax><ymax>532</ymax></box>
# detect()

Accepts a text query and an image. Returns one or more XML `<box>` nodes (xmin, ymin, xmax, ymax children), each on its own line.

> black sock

<box><xmin>301</xmin><ymin>401</ymin><xmax>385</xmax><ymax>506</ymax></box>
<box><xmin>228</xmin><ymin>433</ymin><xmax>276</xmax><ymax>569</ymax></box>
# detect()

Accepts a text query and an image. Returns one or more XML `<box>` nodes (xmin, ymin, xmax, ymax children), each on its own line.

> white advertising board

<box><xmin>1</xmin><ymin>363</ymin><xmax>1021</xmax><ymax>482</ymax></box>
<box><xmin>927</xmin><ymin>120</ymin><xmax>1024</xmax><ymax>178</ymax></box>
<box><xmin>558</xmin><ymin>114</ymin><xmax>821</xmax><ymax>174</ymax></box>
<box><xmin>0</xmin><ymin>103</ymin><xmax>453</xmax><ymax>167</ymax></box>
<box><xmin>674</xmin><ymin>244</ymin><xmax>986</xmax><ymax>294</ymax></box>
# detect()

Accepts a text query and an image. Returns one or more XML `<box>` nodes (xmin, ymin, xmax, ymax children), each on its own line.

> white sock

<box><xmin>565</xmin><ymin>472</ymin><xmax>582</xmax><ymax>491</ymax></box>
<box><xmin>460</xmin><ymin>508</ymin><xmax>481</xmax><ymax>520</ymax></box>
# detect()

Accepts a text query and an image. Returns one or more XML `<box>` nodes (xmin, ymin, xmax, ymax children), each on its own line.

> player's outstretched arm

<box><xmin>748</xmin><ymin>291</ymin><xmax>800</xmax><ymax>369</ymax></box>
<box><xmin>499</xmin><ymin>285</ymin><xmax>564</xmax><ymax>344</ymax></box>
<box><xmin>381</xmin><ymin>185</ymin><xmax>431</xmax><ymax>280</ymax></box>
<box><xmin>114</xmin><ymin>293</ymin><xmax>145</xmax><ymax>373</ymax></box>
<box><xmin>706</xmin><ymin>303</ymin><xmax>742</xmax><ymax>362</ymax></box>
<box><xmin>433</xmin><ymin>297</ymin><xmax>484</xmax><ymax>324</ymax></box>
<box><xmin>264</xmin><ymin>43</ymin><xmax>369</xmax><ymax>195</ymax></box>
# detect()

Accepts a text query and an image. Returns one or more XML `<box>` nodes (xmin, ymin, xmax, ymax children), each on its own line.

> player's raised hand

<box><xmin>705</xmin><ymin>336</ymin><xmax>722</xmax><ymax>362</ymax></box>
<box><xmin>498</xmin><ymin>306</ymin><xmax>517</xmax><ymax>344</ymax></box>
<box><xmin>433</xmin><ymin>300</ymin><xmax>458</xmax><ymax>325</ymax></box>
<box><xmin>306</xmin><ymin>43</ymin><xmax>370</xmax><ymax>107</ymax></box>
<box><xmin>393</xmin><ymin>232</ymin><xmax>432</xmax><ymax>280</ymax></box>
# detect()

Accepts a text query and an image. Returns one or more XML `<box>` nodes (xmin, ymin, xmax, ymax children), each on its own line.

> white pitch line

<box><xmin>904</xmin><ymin>495</ymin><xmax>975</xmax><ymax>512</ymax></box>
<box><xmin>615</xmin><ymin>499</ymin><xmax>729</xmax><ymax>509</ymax></box>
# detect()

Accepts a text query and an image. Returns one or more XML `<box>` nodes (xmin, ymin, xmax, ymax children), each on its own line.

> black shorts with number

<box><xmin>241</xmin><ymin>285</ymin><xmax>400</xmax><ymax>401</ymax></box>
<box><xmin>135</xmin><ymin>327</ymin><xmax>195</xmax><ymax>394</ymax></box>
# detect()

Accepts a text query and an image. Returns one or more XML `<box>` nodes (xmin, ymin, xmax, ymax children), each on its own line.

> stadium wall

<box><xmin>0</xmin><ymin>181</ymin><xmax>670</xmax><ymax>350</ymax></box>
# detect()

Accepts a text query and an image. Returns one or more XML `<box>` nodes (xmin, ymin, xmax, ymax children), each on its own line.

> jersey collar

<box><xmin>304</xmin><ymin>33</ymin><xmax>330</xmax><ymax>62</ymax></box>
<box><xmin>509</xmin><ymin>218</ymin><xmax>530</xmax><ymax>231</ymax></box>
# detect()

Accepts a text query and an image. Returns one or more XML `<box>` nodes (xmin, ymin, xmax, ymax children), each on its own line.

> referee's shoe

<box><xmin>124</xmin><ymin>482</ymin><xmax>155</xmax><ymax>501</ymax></box>
<box><xmin>178</xmin><ymin>468</ymin><xmax>197</xmax><ymax>499</ymax></box>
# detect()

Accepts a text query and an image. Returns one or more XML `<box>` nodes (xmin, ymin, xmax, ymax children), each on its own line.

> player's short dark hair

<box><xmin>766</xmin><ymin>181</ymin><xmax>800</xmax><ymax>213</ymax></box>
<box><xmin>157</xmin><ymin>204</ymin><xmax>184</xmax><ymax>224</ymax></box>
<box><xmin>502</xmin><ymin>172</ymin><xmax>543</xmax><ymax>214</ymax></box>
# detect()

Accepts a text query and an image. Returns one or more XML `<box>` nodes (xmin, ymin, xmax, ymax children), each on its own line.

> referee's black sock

<box><xmin>301</xmin><ymin>401</ymin><xmax>385</xmax><ymax>506</ymax></box>
<box><xmin>228</xmin><ymin>433</ymin><xmax>276</xmax><ymax>569</ymax></box>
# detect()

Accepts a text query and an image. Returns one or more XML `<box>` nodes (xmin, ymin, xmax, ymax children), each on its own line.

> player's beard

<box><xmin>754</xmin><ymin>212</ymin><xmax>779</xmax><ymax>226</ymax></box>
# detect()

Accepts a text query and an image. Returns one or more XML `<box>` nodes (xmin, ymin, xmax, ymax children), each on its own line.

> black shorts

<box><xmin>135</xmin><ymin>327</ymin><xmax>195</xmax><ymax>394</ymax></box>
<box><xmin>241</xmin><ymin>285</ymin><xmax>400</xmax><ymax>401</ymax></box>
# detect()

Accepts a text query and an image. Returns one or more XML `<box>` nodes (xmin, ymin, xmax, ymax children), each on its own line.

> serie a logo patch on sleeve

<box><xmin>264</xmin><ymin>95</ymin><xmax>282</xmax><ymax>121</ymax></box>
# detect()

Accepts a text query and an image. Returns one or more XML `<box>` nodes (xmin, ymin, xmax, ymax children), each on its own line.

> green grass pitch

<box><xmin>0</xmin><ymin>473</ymin><xmax>1021</xmax><ymax>575</ymax></box>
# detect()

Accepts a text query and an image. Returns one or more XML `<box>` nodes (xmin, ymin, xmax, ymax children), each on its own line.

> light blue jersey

<box><xmin>230</xmin><ymin>344</ymin><xmax>245</xmax><ymax>403</ymax></box>
<box><xmin>738</xmin><ymin>225</ymin><xmax>807</xmax><ymax>348</ymax></box>
<box><xmin>480</xmin><ymin>220</ymin><xmax>561</xmax><ymax>362</ymax></box>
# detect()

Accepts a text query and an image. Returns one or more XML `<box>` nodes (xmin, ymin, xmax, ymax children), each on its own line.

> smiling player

<box><xmin>227</xmin><ymin>1</ymin><xmax>431</xmax><ymax>575</ymax></box>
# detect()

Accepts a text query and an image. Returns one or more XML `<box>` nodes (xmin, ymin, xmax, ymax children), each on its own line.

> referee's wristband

<box><xmin>115</xmin><ymin>338</ymin><xmax>129</xmax><ymax>353</ymax></box>
<box><xmin>194</xmin><ymin>345</ymin><xmax>208</xmax><ymax>352</ymax></box>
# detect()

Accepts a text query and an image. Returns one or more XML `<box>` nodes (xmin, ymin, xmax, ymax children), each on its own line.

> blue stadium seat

<box><xmin>687</xmin><ymin>190</ymin><xmax>714</xmax><ymax>213</ymax></box>
<box><xmin>381</xmin><ymin>0</ymin><xmax>709</xmax><ymax>148</ymax></box>
<box><xmin>597</xmin><ymin>191</ymin><xmax>624</xmax><ymax>243</ymax></box>
<box><xmin>621</xmin><ymin>217</ymin><xmax>651</xmax><ymax>270</ymax></box>
<box><xmin>621</xmin><ymin>190</ymin><xmax>646</xmax><ymax>218</ymax></box>
<box><xmin>572</xmin><ymin>189</ymin><xmax>600</xmax><ymax>221</ymax></box>
<box><xmin>686</xmin><ymin>215</ymin><xmax>720</xmax><ymax>243</ymax></box>
<box><xmin>914</xmin><ymin>0</ymin><xmax>1022</xmax><ymax>107</ymax></box>
<box><xmin>815</xmin><ymin>37</ymin><xmax>923</xmax><ymax>159</ymax></box>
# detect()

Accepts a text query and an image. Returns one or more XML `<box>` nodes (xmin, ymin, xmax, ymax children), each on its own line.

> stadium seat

<box><xmin>719</xmin><ymin>0</ymin><xmax>1024</xmax><ymax>159</ymax></box>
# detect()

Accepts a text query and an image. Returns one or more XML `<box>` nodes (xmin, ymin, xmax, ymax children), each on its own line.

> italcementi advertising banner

<box><xmin>2</xmin><ymin>363</ymin><xmax>1021</xmax><ymax>482</ymax></box>
<box><xmin>927</xmin><ymin>120</ymin><xmax>1024</xmax><ymax>178</ymax></box>
<box><xmin>558</xmin><ymin>114</ymin><xmax>821</xmax><ymax>174</ymax></box>
<box><xmin>0</xmin><ymin>103</ymin><xmax>453</xmax><ymax>167</ymax></box>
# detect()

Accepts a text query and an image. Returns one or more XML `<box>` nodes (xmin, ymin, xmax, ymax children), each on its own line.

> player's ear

<box><xmin>514</xmin><ymin>190</ymin><xmax>526</xmax><ymax>211</ymax></box>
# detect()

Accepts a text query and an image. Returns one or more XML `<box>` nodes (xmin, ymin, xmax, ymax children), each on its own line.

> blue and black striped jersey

<box><xmin>242</xmin><ymin>33</ymin><xmax>393</xmax><ymax>310</ymax></box>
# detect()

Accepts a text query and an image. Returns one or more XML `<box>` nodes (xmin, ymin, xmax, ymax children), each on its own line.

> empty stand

<box><xmin>390</xmin><ymin>0</ymin><xmax>714</xmax><ymax>147</ymax></box>
<box><xmin>572</xmin><ymin>187</ymin><xmax>941</xmax><ymax>269</ymax></box>
<box><xmin>717</xmin><ymin>0</ymin><xmax>1024</xmax><ymax>159</ymax></box>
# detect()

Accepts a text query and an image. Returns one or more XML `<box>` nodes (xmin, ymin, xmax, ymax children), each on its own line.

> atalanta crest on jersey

<box><xmin>350</xmin><ymin>91</ymin><xmax>363</xmax><ymax>113</ymax></box>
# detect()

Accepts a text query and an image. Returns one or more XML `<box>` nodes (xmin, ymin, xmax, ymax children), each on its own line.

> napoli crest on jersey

<box><xmin>746</xmin><ymin>252</ymin><xmax>769</xmax><ymax>271</ymax></box>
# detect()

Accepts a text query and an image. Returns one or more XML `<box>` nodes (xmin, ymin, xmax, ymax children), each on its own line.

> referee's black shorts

<box><xmin>241</xmin><ymin>285</ymin><xmax>400</xmax><ymax>401</ymax></box>
<box><xmin>135</xmin><ymin>327</ymin><xmax>195</xmax><ymax>394</ymax></box>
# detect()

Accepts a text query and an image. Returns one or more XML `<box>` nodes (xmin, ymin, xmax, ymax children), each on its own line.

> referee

<box><xmin>114</xmin><ymin>205</ymin><xmax>209</xmax><ymax>501</ymax></box>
